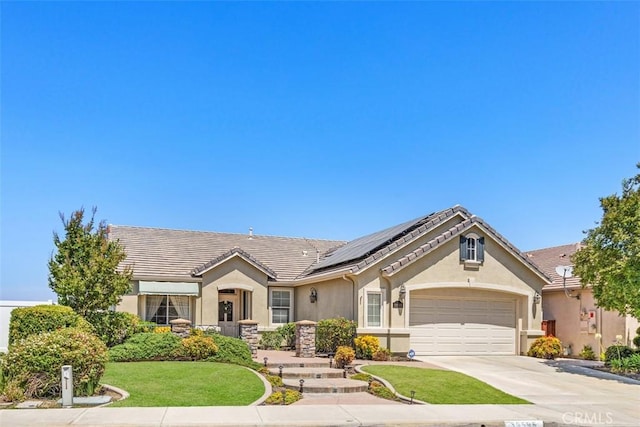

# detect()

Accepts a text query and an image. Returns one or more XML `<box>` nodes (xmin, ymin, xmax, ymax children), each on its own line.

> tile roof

<box><xmin>191</xmin><ymin>247</ymin><xmax>278</xmax><ymax>279</ymax></box>
<box><xmin>524</xmin><ymin>243</ymin><xmax>584</xmax><ymax>290</ymax></box>
<box><xmin>108</xmin><ymin>226</ymin><xmax>344</xmax><ymax>282</ymax></box>
<box><xmin>380</xmin><ymin>215</ymin><xmax>551</xmax><ymax>283</ymax></box>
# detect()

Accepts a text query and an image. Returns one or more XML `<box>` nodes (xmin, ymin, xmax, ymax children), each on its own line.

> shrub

<box><xmin>154</xmin><ymin>326</ymin><xmax>171</xmax><ymax>334</ymax></box>
<box><xmin>136</xmin><ymin>321</ymin><xmax>157</xmax><ymax>333</ymax></box>
<box><xmin>354</xmin><ymin>335</ymin><xmax>380</xmax><ymax>360</ymax></box>
<box><xmin>180</xmin><ymin>335</ymin><xmax>218</xmax><ymax>360</ymax></box>
<box><xmin>350</xmin><ymin>373</ymin><xmax>372</xmax><ymax>382</ymax></box>
<box><xmin>276</xmin><ymin>322</ymin><xmax>296</xmax><ymax>348</ymax></box>
<box><xmin>108</xmin><ymin>333</ymin><xmax>181</xmax><ymax>362</ymax></box>
<box><xmin>579</xmin><ymin>345</ymin><xmax>596</xmax><ymax>361</ymax></box>
<box><xmin>372</xmin><ymin>348</ymin><xmax>391</xmax><ymax>361</ymax></box>
<box><xmin>84</xmin><ymin>311</ymin><xmax>140</xmax><ymax>347</ymax></box>
<box><xmin>610</xmin><ymin>353</ymin><xmax>640</xmax><ymax>373</ymax></box>
<box><xmin>633</xmin><ymin>326</ymin><xmax>640</xmax><ymax>348</ymax></box>
<box><xmin>206</xmin><ymin>333</ymin><xmax>261</xmax><ymax>369</ymax></box>
<box><xmin>604</xmin><ymin>345</ymin><xmax>635</xmax><ymax>367</ymax></box>
<box><xmin>316</xmin><ymin>317</ymin><xmax>356</xmax><ymax>353</ymax></box>
<box><xmin>527</xmin><ymin>336</ymin><xmax>562</xmax><ymax>359</ymax></box>
<box><xmin>266</xmin><ymin>374</ymin><xmax>283</xmax><ymax>388</ymax></box>
<box><xmin>264</xmin><ymin>389</ymin><xmax>301</xmax><ymax>405</ymax></box>
<box><xmin>1</xmin><ymin>328</ymin><xmax>107</xmax><ymax>400</ymax></box>
<box><xmin>8</xmin><ymin>305</ymin><xmax>92</xmax><ymax>346</ymax></box>
<box><xmin>260</xmin><ymin>331</ymin><xmax>284</xmax><ymax>350</ymax></box>
<box><xmin>369</xmin><ymin>381</ymin><xmax>398</xmax><ymax>401</ymax></box>
<box><xmin>334</xmin><ymin>345</ymin><xmax>355</xmax><ymax>368</ymax></box>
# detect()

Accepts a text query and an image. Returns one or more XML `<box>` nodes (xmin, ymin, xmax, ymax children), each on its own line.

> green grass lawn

<box><xmin>100</xmin><ymin>361</ymin><xmax>265</xmax><ymax>407</ymax></box>
<box><xmin>361</xmin><ymin>365</ymin><xmax>529</xmax><ymax>404</ymax></box>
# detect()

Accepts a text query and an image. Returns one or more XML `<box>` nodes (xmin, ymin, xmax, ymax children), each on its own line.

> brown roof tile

<box><xmin>108</xmin><ymin>226</ymin><xmax>344</xmax><ymax>281</ymax></box>
<box><xmin>524</xmin><ymin>243</ymin><xmax>584</xmax><ymax>289</ymax></box>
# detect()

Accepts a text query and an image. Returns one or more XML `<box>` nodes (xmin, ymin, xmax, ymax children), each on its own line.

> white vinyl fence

<box><xmin>1</xmin><ymin>300</ymin><xmax>53</xmax><ymax>352</ymax></box>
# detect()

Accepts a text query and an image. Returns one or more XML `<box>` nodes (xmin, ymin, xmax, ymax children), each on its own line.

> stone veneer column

<box><xmin>238</xmin><ymin>320</ymin><xmax>259</xmax><ymax>358</ymax></box>
<box><xmin>295</xmin><ymin>320</ymin><xmax>317</xmax><ymax>358</ymax></box>
<box><xmin>170</xmin><ymin>318</ymin><xmax>192</xmax><ymax>338</ymax></box>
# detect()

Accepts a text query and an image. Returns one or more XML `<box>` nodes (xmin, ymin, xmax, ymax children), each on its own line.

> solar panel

<box><xmin>312</xmin><ymin>212</ymin><xmax>435</xmax><ymax>271</ymax></box>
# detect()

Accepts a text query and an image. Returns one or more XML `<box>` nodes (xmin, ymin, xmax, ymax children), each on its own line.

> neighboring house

<box><xmin>0</xmin><ymin>300</ymin><xmax>53</xmax><ymax>352</ymax></box>
<box><xmin>525</xmin><ymin>244</ymin><xmax>639</xmax><ymax>356</ymax></box>
<box><xmin>109</xmin><ymin>205</ymin><xmax>550</xmax><ymax>356</ymax></box>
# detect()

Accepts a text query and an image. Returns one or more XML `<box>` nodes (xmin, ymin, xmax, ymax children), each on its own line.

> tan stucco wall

<box><xmin>543</xmin><ymin>288</ymin><xmax>637</xmax><ymax>356</ymax></box>
<box><xmin>198</xmin><ymin>257</ymin><xmax>269</xmax><ymax>327</ymax></box>
<box><xmin>295</xmin><ymin>278</ymin><xmax>354</xmax><ymax>322</ymax></box>
<box><xmin>117</xmin><ymin>294</ymin><xmax>139</xmax><ymax>315</ymax></box>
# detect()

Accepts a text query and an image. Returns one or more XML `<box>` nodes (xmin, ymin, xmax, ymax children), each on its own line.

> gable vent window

<box><xmin>460</xmin><ymin>234</ymin><xmax>484</xmax><ymax>263</ymax></box>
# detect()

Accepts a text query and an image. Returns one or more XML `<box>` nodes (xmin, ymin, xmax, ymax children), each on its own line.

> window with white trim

<box><xmin>145</xmin><ymin>295</ymin><xmax>191</xmax><ymax>325</ymax></box>
<box><xmin>366</xmin><ymin>290</ymin><xmax>383</xmax><ymax>328</ymax></box>
<box><xmin>270</xmin><ymin>288</ymin><xmax>293</xmax><ymax>324</ymax></box>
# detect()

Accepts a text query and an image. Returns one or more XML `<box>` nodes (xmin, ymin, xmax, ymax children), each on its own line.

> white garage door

<box><xmin>409</xmin><ymin>295</ymin><xmax>516</xmax><ymax>355</ymax></box>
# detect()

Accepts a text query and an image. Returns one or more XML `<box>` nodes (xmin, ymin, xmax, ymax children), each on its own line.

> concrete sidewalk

<box><xmin>3</xmin><ymin>403</ymin><xmax>640</xmax><ymax>426</ymax></box>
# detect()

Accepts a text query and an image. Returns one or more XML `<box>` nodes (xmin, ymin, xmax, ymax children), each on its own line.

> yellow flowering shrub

<box><xmin>354</xmin><ymin>335</ymin><xmax>380</xmax><ymax>360</ymax></box>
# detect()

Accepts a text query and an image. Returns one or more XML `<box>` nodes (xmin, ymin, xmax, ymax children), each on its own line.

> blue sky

<box><xmin>1</xmin><ymin>2</ymin><xmax>638</xmax><ymax>301</ymax></box>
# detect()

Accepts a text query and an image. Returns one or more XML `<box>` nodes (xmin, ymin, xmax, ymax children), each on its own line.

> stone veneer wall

<box><xmin>295</xmin><ymin>320</ymin><xmax>317</xmax><ymax>358</ymax></box>
<box><xmin>170</xmin><ymin>318</ymin><xmax>192</xmax><ymax>338</ymax></box>
<box><xmin>239</xmin><ymin>320</ymin><xmax>259</xmax><ymax>358</ymax></box>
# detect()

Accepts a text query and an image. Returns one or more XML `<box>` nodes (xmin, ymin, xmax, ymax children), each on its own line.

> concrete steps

<box><xmin>283</xmin><ymin>378</ymin><xmax>369</xmax><ymax>393</ymax></box>
<box><xmin>268</xmin><ymin>367</ymin><xmax>344</xmax><ymax>379</ymax></box>
<box><xmin>267</xmin><ymin>362</ymin><xmax>368</xmax><ymax>393</ymax></box>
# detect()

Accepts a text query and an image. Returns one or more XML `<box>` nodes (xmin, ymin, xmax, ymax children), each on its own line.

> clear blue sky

<box><xmin>1</xmin><ymin>2</ymin><xmax>638</xmax><ymax>301</ymax></box>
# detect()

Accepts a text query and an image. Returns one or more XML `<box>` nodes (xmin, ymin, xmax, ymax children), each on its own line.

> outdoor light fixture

<box><xmin>263</xmin><ymin>357</ymin><xmax>268</xmax><ymax>367</ymax></box>
<box><xmin>309</xmin><ymin>288</ymin><xmax>318</xmax><ymax>303</ymax></box>
<box><xmin>299</xmin><ymin>379</ymin><xmax>305</xmax><ymax>393</ymax></box>
<box><xmin>533</xmin><ymin>292</ymin><xmax>541</xmax><ymax>304</ymax></box>
<box><xmin>343</xmin><ymin>366</ymin><xmax>348</xmax><ymax>378</ymax></box>
<box><xmin>399</xmin><ymin>284</ymin><xmax>406</xmax><ymax>300</ymax></box>
<box><xmin>278</xmin><ymin>365</ymin><xmax>284</xmax><ymax>378</ymax></box>
<box><xmin>410</xmin><ymin>390</ymin><xmax>416</xmax><ymax>404</ymax></box>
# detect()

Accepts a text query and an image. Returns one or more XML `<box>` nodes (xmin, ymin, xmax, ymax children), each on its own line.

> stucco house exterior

<box><xmin>525</xmin><ymin>244</ymin><xmax>639</xmax><ymax>356</ymax></box>
<box><xmin>110</xmin><ymin>205</ymin><xmax>550</xmax><ymax>355</ymax></box>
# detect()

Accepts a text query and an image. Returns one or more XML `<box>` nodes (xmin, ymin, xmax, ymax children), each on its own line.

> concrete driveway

<box><xmin>418</xmin><ymin>355</ymin><xmax>640</xmax><ymax>425</ymax></box>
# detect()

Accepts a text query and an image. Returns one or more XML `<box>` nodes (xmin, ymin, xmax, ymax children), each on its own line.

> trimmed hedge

<box><xmin>84</xmin><ymin>311</ymin><xmax>140</xmax><ymax>347</ymax></box>
<box><xmin>206</xmin><ymin>332</ymin><xmax>260</xmax><ymax>368</ymax></box>
<box><xmin>316</xmin><ymin>317</ymin><xmax>356</xmax><ymax>353</ymax></box>
<box><xmin>604</xmin><ymin>345</ymin><xmax>635</xmax><ymax>366</ymax></box>
<box><xmin>1</xmin><ymin>328</ymin><xmax>107</xmax><ymax>400</ymax></box>
<box><xmin>108</xmin><ymin>333</ymin><xmax>182</xmax><ymax>362</ymax></box>
<box><xmin>9</xmin><ymin>305</ymin><xmax>92</xmax><ymax>346</ymax></box>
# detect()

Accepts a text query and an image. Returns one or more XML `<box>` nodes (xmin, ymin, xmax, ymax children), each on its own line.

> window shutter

<box><xmin>477</xmin><ymin>237</ymin><xmax>485</xmax><ymax>262</ymax></box>
<box><xmin>459</xmin><ymin>236</ymin><xmax>467</xmax><ymax>261</ymax></box>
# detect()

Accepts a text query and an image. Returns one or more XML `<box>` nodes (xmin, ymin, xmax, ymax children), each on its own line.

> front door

<box><xmin>218</xmin><ymin>293</ymin><xmax>238</xmax><ymax>337</ymax></box>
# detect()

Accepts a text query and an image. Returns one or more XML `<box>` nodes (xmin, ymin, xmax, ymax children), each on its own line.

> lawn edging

<box><xmin>246</xmin><ymin>366</ymin><xmax>273</xmax><ymax>406</ymax></box>
<box><xmin>355</xmin><ymin>364</ymin><xmax>428</xmax><ymax>405</ymax></box>
<box><xmin>100</xmin><ymin>383</ymin><xmax>130</xmax><ymax>406</ymax></box>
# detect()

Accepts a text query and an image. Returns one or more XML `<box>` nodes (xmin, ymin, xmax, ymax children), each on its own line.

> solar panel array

<box><xmin>312</xmin><ymin>213</ymin><xmax>435</xmax><ymax>271</ymax></box>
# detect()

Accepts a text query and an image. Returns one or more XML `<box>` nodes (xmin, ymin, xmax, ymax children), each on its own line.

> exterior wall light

<box><xmin>310</xmin><ymin>288</ymin><xmax>318</xmax><ymax>303</ymax></box>
<box><xmin>533</xmin><ymin>292</ymin><xmax>541</xmax><ymax>304</ymax></box>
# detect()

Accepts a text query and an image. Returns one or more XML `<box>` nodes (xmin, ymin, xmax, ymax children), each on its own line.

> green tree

<box><xmin>48</xmin><ymin>207</ymin><xmax>132</xmax><ymax>317</ymax></box>
<box><xmin>572</xmin><ymin>164</ymin><xmax>640</xmax><ymax>319</ymax></box>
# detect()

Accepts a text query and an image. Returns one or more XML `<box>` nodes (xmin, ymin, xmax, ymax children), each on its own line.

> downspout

<box><xmin>342</xmin><ymin>274</ymin><xmax>356</xmax><ymax>321</ymax></box>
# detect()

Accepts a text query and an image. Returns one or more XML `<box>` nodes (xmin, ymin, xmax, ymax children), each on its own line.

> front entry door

<box><xmin>218</xmin><ymin>294</ymin><xmax>238</xmax><ymax>337</ymax></box>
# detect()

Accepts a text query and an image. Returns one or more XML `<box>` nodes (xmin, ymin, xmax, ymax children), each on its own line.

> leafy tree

<box><xmin>572</xmin><ymin>164</ymin><xmax>640</xmax><ymax>319</ymax></box>
<box><xmin>48</xmin><ymin>207</ymin><xmax>132</xmax><ymax>317</ymax></box>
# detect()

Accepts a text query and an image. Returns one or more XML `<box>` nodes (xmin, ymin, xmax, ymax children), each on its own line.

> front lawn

<box><xmin>361</xmin><ymin>365</ymin><xmax>528</xmax><ymax>404</ymax></box>
<box><xmin>101</xmin><ymin>361</ymin><xmax>264</xmax><ymax>407</ymax></box>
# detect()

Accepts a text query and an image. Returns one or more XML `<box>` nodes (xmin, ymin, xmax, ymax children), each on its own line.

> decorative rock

<box><xmin>295</xmin><ymin>320</ymin><xmax>317</xmax><ymax>358</ymax></box>
<box><xmin>238</xmin><ymin>320</ymin><xmax>259</xmax><ymax>357</ymax></box>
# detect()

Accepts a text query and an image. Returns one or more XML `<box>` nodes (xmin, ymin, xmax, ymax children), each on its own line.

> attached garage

<box><xmin>409</xmin><ymin>290</ymin><xmax>517</xmax><ymax>355</ymax></box>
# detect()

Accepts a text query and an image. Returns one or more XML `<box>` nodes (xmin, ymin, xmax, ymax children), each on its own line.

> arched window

<box><xmin>460</xmin><ymin>234</ymin><xmax>484</xmax><ymax>263</ymax></box>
